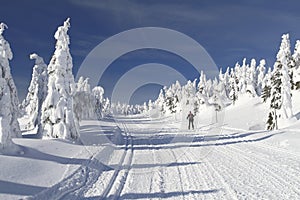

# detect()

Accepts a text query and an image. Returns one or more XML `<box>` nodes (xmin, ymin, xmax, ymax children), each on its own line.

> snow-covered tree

<box><xmin>278</xmin><ymin>34</ymin><xmax>294</xmax><ymax>88</ymax></box>
<box><xmin>267</xmin><ymin>33</ymin><xmax>294</xmax><ymax>130</ymax></box>
<box><xmin>280</xmin><ymin>63</ymin><xmax>293</xmax><ymax>119</ymax></box>
<box><xmin>38</xmin><ymin>18</ymin><xmax>79</xmax><ymax>140</ymax></box>
<box><xmin>0</xmin><ymin>23</ymin><xmax>21</xmax><ymax>152</ymax></box>
<box><xmin>102</xmin><ymin>97</ymin><xmax>111</xmax><ymax>116</ymax></box>
<box><xmin>229</xmin><ymin>71</ymin><xmax>238</xmax><ymax>105</ymax></box>
<box><xmin>74</xmin><ymin>77</ymin><xmax>96</xmax><ymax>120</ymax></box>
<box><xmin>143</xmin><ymin>102</ymin><xmax>148</xmax><ymax>113</ymax></box>
<box><xmin>267</xmin><ymin>66</ymin><xmax>281</xmax><ymax>130</ymax></box>
<box><xmin>261</xmin><ymin>67</ymin><xmax>272</xmax><ymax>102</ymax></box>
<box><xmin>238</xmin><ymin>59</ymin><xmax>247</xmax><ymax>94</ymax></box>
<box><xmin>196</xmin><ymin>71</ymin><xmax>208</xmax><ymax>106</ymax></box>
<box><xmin>257</xmin><ymin>59</ymin><xmax>266</xmax><ymax>95</ymax></box>
<box><xmin>92</xmin><ymin>86</ymin><xmax>104</xmax><ymax>119</ymax></box>
<box><xmin>154</xmin><ymin>89</ymin><xmax>166</xmax><ymax>114</ymax></box>
<box><xmin>148</xmin><ymin>99</ymin><xmax>153</xmax><ymax>111</ymax></box>
<box><xmin>246</xmin><ymin>58</ymin><xmax>257</xmax><ymax>96</ymax></box>
<box><xmin>22</xmin><ymin>53</ymin><xmax>48</xmax><ymax>130</ymax></box>
<box><xmin>164</xmin><ymin>82</ymin><xmax>181</xmax><ymax>114</ymax></box>
<box><xmin>292</xmin><ymin>40</ymin><xmax>300</xmax><ymax>89</ymax></box>
<box><xmin>198</xmin><ymin>71</ymin><xmax>207</xmax><ymax>95</ymax></box>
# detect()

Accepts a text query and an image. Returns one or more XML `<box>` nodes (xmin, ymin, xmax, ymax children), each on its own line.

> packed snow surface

<box><xmin>1</xmin><ymin>103</ymin><xmax>300</xmax><ymax>199</ymax></box>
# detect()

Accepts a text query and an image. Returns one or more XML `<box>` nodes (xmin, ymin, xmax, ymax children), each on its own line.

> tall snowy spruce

<box><xmin>39</xmin><ymin>18</ymin><xmax>79</xmax><ymax>140</ymax></box>
<box><xmin>22</xmin><ymin>53</ymin><xmax>48</xmax><ymax>130</ymax></box>
<box><xmin>267</xmin><ymin>34</ymin><xmax>293</xmax><ymax>130</ymax></box>
<box><xmin>292</xmin><ymin>40</ymin><xmax>300</xmax><ymax>89</ymax></box>
<box><xmin>0</xmin><ymin>23</ymin><xmax>21</xmax><ymax>152</ymax></box>
<box><xmin>229</xmin><ymin>69</ymin><xmax>238</xmax><ymax>105</ymax></box>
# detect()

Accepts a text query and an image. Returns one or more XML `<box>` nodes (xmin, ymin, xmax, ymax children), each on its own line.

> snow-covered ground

<box><xmin>0</xmin><ymin>95</ymin><xmax>300</xmax><ymax>200</ymax></box>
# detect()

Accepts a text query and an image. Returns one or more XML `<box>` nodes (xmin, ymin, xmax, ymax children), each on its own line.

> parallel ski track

<box><xmin>28</xmin><ymin>147</ymin><xmax>107</xmax><ymax>200</ymax></box>
<box><xmin>27</xmin><ymin>120</ymin><xmax>300</xmax><ymax>200</ymax></box>
<box><xmin>101</xmin><ymin>122</ymin><xmax>134</xmax><ymax>200</ymax></box>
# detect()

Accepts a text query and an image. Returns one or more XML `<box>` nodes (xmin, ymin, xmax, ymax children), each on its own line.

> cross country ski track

<box><xmin>27</xmin><ymin>117</ymin><xmax>300</xmax><ymax>200</ymax></box>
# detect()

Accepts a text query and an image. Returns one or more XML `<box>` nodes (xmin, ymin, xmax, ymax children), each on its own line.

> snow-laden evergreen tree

<box><xmin>267</xmin><ymin>33</ymin><xmax>294</xmax><ymax>130</ymax></box>
<box><xmin>198</xmin><ymin>71</ymin><xmax>207</xmax><ymax>95</ymax></box>
<box><xmin>280</xmin><ymin>63</ymin><xmax>293</xmax><ymax>119</ymax></box>
<box><xmin>0</xmin><ymin>23</ymin><xmax>21</xmax><ymax>152</ymax></box>
<box><xmin>217</xmin><ymin>68</ymin><xmax>229</xmax><ymax>102</ymax></box>
<box><xmin>181</xmin><ymin>79</ymin><xmax>198</xmax><ymax>114</ymax></box>
<box><xmin>39</xmin><ymin>18</ymin><xmax>79</xmax><ymax>140</ymax></box>
<box><xmin>257</xmin><ymin>59</ymin><xmax>266</xmax><ymax>95</ymax></box>
<box><xmin>148</xmin><ymin>99</ymin><xmax>153</xmax><ymax>112</ymax></box>
<box><xmin>164</xmin><ymin>82</ymin><xmax>181</xmax><ymax>114</ymax></box>
<box><xmin>196</xmin><ymin>71</ymin><xmax>208</xmax><ymax>106</ymax></box>
<box><xmin>292</xmin><ymin>40</ymin><xmax>300</xmax><ymax>89</ymax></box>
<box><xmin>261</xmin><ymin>67</ymin><xmax>272</xmax><ymax>102</ymax></box>
<box><xmin>223</xmin><ymin>67</ymin><xmax>231</xmax><ymax>98</ymax></box>
<box><xmin>92</xmin><ymin>86</ymin><xmax>104</xmax><ymax>119</ymax></box>
<box><xmin>22</xmin><ymin>53</ymin><xmax>48</xmax><ymax>130</ymax></box>
<box><xmin>154</xmin><ymin>89</ymin><xmax>166</xmax><ymax>114</ymax></box>
<box><xmin>74</xmin><ymin>77</ymin><xmax>96</xmax><ymax>120</ymax></box>
<box><xmin>277</xmin><ymin>34</ymin><xmax>294</xmax><ymax>88</ymax></box>
<box><xmin>102</xmin><ymin>97</ymin><xmax>111</xmax><ymax>116</ymax></box>
<box><xmin>238</xmin><ymin>59</ymin><xmax>247</xmax><ymax>94</ymax></box>
<box><xmin>143</xmin><ymin>102</ymin><xmax>148</xmax><ymax>114</ymax></box>
<box><xmin>229</xmin><ymin>69</ymin><xmax>238</xmax><ymax>105</ymax></box>
<box><xmin>246</xmin><ymin>58</ymin><xmax>257</xmax><ymax>96</ymax></box>
<box><xmin>267</xmin><ymin>65</ymin><xmax>281</xmax><ymax>130</ymax></box>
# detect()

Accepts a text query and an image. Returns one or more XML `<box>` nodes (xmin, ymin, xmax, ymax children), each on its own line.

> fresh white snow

<box><xmin>0</xmin><ymin>96</ymin><xmax>299</xmax><ymax>199</ymax></box>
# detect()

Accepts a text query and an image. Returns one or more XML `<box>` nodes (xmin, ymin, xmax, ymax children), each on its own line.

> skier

<box><xmin>187</xmin><ymin>111</ymin><xmax>194</xmax><ymax>130</ymax></box>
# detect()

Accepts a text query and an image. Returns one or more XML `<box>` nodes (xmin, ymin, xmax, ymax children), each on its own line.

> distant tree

<box><xmin>92</xmin><ymin>86</ymin><xmax>105</xmax><ymax>119</ymax></box>
<box><xmin>164</xmin><ymin>82</ymin><xmax>180</xmax><ymax>114</ymax></box>
<box><xmin>74</xmin><ymin>77</ymin><xmax>96</xmax><ymax>121</ymax></box>
<box><xmin>261</xmin><ymin>67</ymin><xmax>272</xmax><ymax>102</ymax></box>
<box><xmin>256</xmin><ymin>59</ymin><xmax>266</xmax><ymax>96</ymax></box>
<box><xmin>246</xmin><ymin>58</ymin><xmax>257</xmax><ymax>96</ymax></box>
<box><xmin>238</xmin><ymin>58</ymin><xmax>247</xmax><ymax>94</ymax></box>
<box><xmin>155</xmin><ymin>89</ymin><xmax>166</xmax><ymax>114</ymax></box>
<box><xmin>229</xmin><ymin>72</ymin><xmax>238</xmax><ymax>105</ymax></box>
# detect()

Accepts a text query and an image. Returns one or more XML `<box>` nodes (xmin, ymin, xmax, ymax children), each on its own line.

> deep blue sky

<box><xmin>1</xmin><ymin>0</ymin><xmax>300</xmax><ymax>104</ymax></box>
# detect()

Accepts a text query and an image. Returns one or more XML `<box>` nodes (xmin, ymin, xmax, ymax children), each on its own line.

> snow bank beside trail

<box><xmin>0</xmin><ymin>136</ymin><xmax>100</xmax><ymax>200</ymax></box>
<box><xmin>195</xmin><ymin>91</ymin><xmax>300</xmax><ymax>132</ymax></box>
<box><xmin>271</xmin><ymin>121</ymin><xmax>300</xmax><ymax>153</ymax></box>
<box><xmin>223</xmin><ymin>95</ymin><xmax>268</xmax><ymax>130</ymax></box>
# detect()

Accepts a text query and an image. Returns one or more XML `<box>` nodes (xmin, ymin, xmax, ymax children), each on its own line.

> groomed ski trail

<box><xmin>27</xmin><ymin>116</ymin><xmax>300</xmax><ymax>199</ymax></box>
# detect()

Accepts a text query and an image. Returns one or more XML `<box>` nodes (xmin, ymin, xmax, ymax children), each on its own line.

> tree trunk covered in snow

<box><xmin>38</xmin><ymin>18</ymin><xmax>79</xmax><ymax>140</ymax></box>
